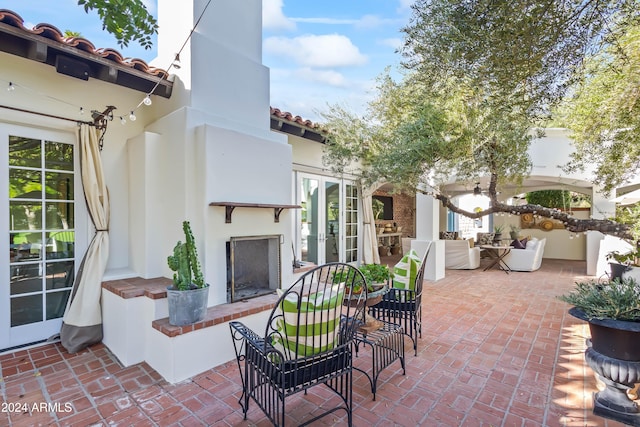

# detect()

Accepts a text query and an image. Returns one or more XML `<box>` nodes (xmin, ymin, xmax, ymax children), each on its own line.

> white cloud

<box><xmin>380</xmin><ymin>38</ymin><xmax>403</xmax><ymax>50</ymax></box>
<box><xmin>264</xmin><ymin>34</ymin><xmax>367</xmax><ymax>68</ymax></box>
<box><xmin>263</xmin><ymin>0</ymin><xmax>296</xmax><ymax>31</ymax></box>
<box><xmin>355</xmin><ymin>15</ymin><xmax>385</xmax><ymax>29</ymax></box>
<box><xmin>292</xmin><ymin>17</ymin><xmax>358</xmax><ymax>25</ymax></box>
<box><xmin>294</xmin><ymin>68</ymin><xmax>348</xmax><ymax>87</ymax></box>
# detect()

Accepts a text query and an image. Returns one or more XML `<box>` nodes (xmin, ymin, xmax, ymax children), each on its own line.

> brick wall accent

<box><xmin>373</xmin><ymin>189</ymin><xmax>415</xmax><ymax>238</ymax></box>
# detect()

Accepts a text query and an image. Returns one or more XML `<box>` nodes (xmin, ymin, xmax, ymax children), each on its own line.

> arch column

<box><xmin>589</xmin><ymin>186</ymin><xmax>617</xmax><ymax>276</ymax></box>
<box><xmin>415</xmin><ymin>191</ymin><xmax>445</xmax><ymax>281</ymax></box>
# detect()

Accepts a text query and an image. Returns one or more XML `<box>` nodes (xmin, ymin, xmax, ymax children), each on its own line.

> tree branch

<box><xmin>420</xmin><ymin>173</ymin><xmax>632</xmax><ymax>240</ymax></box>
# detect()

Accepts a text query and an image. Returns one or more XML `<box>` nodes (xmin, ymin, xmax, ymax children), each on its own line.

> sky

<box><xmin>2</xmin><ymin>0</ymin><xmax>415</xmax><ymax>122</ymax></box>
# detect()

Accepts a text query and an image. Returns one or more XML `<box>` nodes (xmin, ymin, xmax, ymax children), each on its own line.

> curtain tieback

<box><xmin>96</xmin><ymin>228</ymin><xmax>109</xmax><ymax>232</ymax></box>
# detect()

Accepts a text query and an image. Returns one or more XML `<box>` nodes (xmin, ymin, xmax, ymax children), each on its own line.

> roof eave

<box><xmin>0</xmin><ymin>21</ymin><xmax>172</xmax><ymax>98</ymax></box>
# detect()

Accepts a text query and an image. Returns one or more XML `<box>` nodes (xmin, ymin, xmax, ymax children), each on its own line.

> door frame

<box><xmin>294</xmin><ymin>172</ymin><xmax>359</xmax><ymax>265</ymax></box>
<box><xmin>0</xmin><ymin>122</ymin><xmax>88</xmax><ymax>351</ymax></box>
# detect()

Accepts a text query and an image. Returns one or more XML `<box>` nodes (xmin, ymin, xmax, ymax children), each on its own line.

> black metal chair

<box><xmin>229</xmin><ymin>263</ymin><xmax>367</xmax><ymax>426</ymax></box>
<box><xmin>368</xmin><ymin>243</ymin><xmax>431</xmax><ymax>356</ymax></box>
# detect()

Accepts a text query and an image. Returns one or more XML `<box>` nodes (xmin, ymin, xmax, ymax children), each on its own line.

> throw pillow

<box><xmin>526</xmin><ymin>238</ymin><xmax>538</xmax><ymax>250</ymax></box>
<box><xmin>439</xmin><ymin>231</ymin><xmax>458</xmax><ymax>240</ymax></box>
<box><xmin>273</xmin><ymin>284</ymin><xmax>344</xmax><ymax>359</ymax></box>
<box><xmin>467</xmin><ymin>238</ymin><xmax>475</xmax><ymax>248</ymax></box>
<box><xmin>510</xmin><ymin>238</ymin><xmax>526</xmax><ymax>249</ymax></box>
<box><xmin>477</xmin><ymin>233</ymin><xmax>495</xmax><ymax>246</ymax></box>
<box><xmin>392</xmin><ymin>249</ymin><xmax>422</xmax><ymax>292</ymax></box>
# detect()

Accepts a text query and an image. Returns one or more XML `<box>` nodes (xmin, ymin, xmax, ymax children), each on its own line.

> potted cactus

<box><xmin>166</xmin><ymin>221</ymin><xmax>209</xmax><ymax>326</ymax></box>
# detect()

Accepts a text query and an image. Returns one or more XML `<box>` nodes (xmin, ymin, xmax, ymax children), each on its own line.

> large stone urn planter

<box><xmin>570</xmin><ymin>307</ymin><xmax>640</xmax><ymax>426</ymax></box>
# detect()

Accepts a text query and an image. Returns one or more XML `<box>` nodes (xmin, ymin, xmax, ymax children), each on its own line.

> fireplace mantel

<box><xmin>209</xmin><ymin>201</ymin><xmax>301</xmax><ymax>223</ymax></box>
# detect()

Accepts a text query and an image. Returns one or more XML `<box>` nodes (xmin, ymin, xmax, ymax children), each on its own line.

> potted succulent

<box><xmin>166</xmin><ymin>221</ymin><xmax>209</xmax><ymax>326</ymax></box>
<box><xmin>559</xmin><ymin>278</ymin><xmax>640</xmax><ymax>425</ymax></box>
<box><xmin>509</xmin><ymin>224</ymin><xmax>520</xmax><ymax>240</ymax></box>
<box><xmin>493</xmin><ymin>224</ymin><xmax>505</xmax><ymax>244</ymax></box>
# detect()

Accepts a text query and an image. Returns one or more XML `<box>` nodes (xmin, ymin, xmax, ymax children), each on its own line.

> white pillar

<box><xmin>415</xmin><ymin>192</ymin><xmax>445</xmax><ymax>281</ymax></box>
<box><xmin>588</xmin><ymin>187</ymin><xmax>617</xmax><ymax>276</ymax></box>
<box><xmin>586</xmin><ymin>187</ymin><xmax>616</xmax><ymax>277</ymax></box>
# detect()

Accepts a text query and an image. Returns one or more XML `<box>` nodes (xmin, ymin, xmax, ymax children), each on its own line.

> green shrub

<box><xmin>558</xmin><ymin>278</ymin><xmax>640</xmax><ymax>321</ymax></box>
<box><xmin>333</xmin><ymin>263</ymin><xmax>390</xmax><ymax>293</ymax></box>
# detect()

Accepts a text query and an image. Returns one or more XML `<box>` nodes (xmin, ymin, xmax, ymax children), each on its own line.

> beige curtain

<box><xmin>60</xmin><ymin>124</ymin><xmax>110</xmax><ymax>353</ymax></box>
<box><xmin>361</xmin><ymin>181</ymin><xmax>381</xmax><ymax>264</ymax></box>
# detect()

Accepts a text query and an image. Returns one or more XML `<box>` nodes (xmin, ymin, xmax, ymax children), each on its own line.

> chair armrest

<box><xmin>229</xmin><ymin>321</ymin><xmax>273</xmax><ymax>359</ymax></box>
<box><xmin>230</xmin><ymin>321</ymin><xmax>262</xmax><ymax>344</ymax></box>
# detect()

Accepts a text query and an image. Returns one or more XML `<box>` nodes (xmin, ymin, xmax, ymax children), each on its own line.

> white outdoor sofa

<box><xmin>444</xmin><ymin>239</ymin><xmax>481</xmax><ymax>270</ymax></box>
<box><xmin>502</xmin><ymin>237</ymin><xmax>547</xmax><ymax>272</ymax></box>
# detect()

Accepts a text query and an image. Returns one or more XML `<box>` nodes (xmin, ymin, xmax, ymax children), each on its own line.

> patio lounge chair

<box><xmin>368</xmin><ymin>243</ymin><xmax>430</xmax><ymax>356</ymax></box>
<box><xmin>229</xmin><ymin>263</ymin><xmax>367</xmax><ymax>426</ymax></box>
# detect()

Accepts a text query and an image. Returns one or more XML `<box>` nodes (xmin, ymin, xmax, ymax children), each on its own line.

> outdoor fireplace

<box><xmin>227</xmin><ymin>235</ymin><xmax>282</xmax><ymax>302</ymax></box>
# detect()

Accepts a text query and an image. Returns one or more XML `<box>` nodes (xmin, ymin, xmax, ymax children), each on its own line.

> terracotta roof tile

<box><xmin>0</xmin><ymin>9</ymin><xmax>169</xmax><ymax>79</ymax></box>
<box><xmin>270</xmin><ymin>107</ymin><xmax>324</xmax><ymax>132</ymax></box>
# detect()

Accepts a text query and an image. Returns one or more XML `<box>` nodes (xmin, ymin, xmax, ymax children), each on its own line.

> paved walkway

<box><xmin>0</xmin><ymin>259</ymin><xmax>634</xmax><ymax>426</ymax></box>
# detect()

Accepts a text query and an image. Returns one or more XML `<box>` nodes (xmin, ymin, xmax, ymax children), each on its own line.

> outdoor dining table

<box><xmin>480</xmin><ymin>244</ymin><xmax>512</xmax><ymax>274</ymax></box>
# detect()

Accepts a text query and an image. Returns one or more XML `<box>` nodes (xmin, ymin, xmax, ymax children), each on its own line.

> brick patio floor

<box><xmin>0</xmin><ymin>258</ymin><xmax>635</xmax><ymax>426</ymax></box>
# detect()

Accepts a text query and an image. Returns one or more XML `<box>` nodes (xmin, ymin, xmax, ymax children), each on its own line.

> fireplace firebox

<box><xmin>226</xmin><ymin>235</ymin><xmax>282</xmax><ymax>302</ymax></box>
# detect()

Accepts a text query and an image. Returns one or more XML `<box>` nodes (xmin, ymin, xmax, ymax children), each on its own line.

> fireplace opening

<box><xmin>226</xmin><ymin>235</ymin><xmax>282</xmax><ymax>302</ymax></box>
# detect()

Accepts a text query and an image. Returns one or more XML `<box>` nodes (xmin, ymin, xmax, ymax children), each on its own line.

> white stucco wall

<box><xmin>0</xmin><ymin>51</ymin><xmax>176</xmax><ymax>280</ymax></box>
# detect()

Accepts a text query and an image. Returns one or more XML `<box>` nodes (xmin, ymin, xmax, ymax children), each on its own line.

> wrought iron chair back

<box><xmin>368</xmin><ymin>243</ymin><xmax>431</xmax><ymax>355</ymax></box>
<box><xmin>230</xmin><ymin>262</ymin><xmax>367</xmax><ymax>426</ymax></box>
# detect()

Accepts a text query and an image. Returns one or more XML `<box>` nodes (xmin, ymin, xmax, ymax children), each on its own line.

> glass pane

<box><xmin>46</xmin><ymin>202</ymin><xmax>74</xmax><ymax>229</ymax></box>
<box><xmin>47</xmin><ymin>231</ymin><xmax>74</xmax><ymax>260</ymax></box>
<box><xmin>45</xmin><ymin>141</ymin><xmax>73</xmax><ymax>171</ymax></box>
<box><xmin>46</xmin><ymin>290</ymin><xmax>71</xmax><ymax>320</ymax></box>
<box><xmin>45</xmin><ymin>172</ymin><xmax>74</xmax><ymax>200</ymax></box>
<box><xmin>11</xmin><ymin>294</ymin><xmax>43</xmax><ymax>326</ymax></box>
<box><xmin>10</xmin><ymin>168</ymin><xmax>42</xmax><ymax>199</ymax></box>
<box><xmin>10</xmin><ymin>201</ymin><xmax>42</xmax><ymax>230</ymax></box>
<box><xmin>10</xmin><ymin>232</ymin><xmax>43</xmax><ymax>262</ymax></box>
<box><xmin>9</xmin><ymin>136</ymin><xmax>41</xmax><ymax>168</ymax></box>
<box><xmin>46</xmin><ymin>261</ymin><xmax>74</xmax><ymax>290</ymax></box>
<box><xmin>325</xmin><ymin>182</ymin><xmax>340</xmax><ymax>262</ymax></box>
<box><xmin>10</xmin><ymin>263</ymin><xmax>42</xmax><ymax>295</ymax></box>
<box><xmin>301</xmin><ymin>178</ymin><xmax>319</xmax><ymax>264</ymax></box>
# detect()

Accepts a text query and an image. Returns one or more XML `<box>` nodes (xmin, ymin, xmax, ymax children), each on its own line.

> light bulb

<box><xmin>7</xmin><ymin>82</ymin><xmax>15</xmax><ymax>91</ymax></box>
<box><xmin>129</xmin><ymin>111</ymin><xmax>137</xmax><ymax>121</ymax></box>
<box><xmin>120</xmin><ymin>116</ymin><xmax>126</xmax><ymax>125</ymax></box>
<box><xmin>79</xmin><ymin>107</ymin><xmax>84</xmax><ymax>115</ymax></box>
<box><xmin>143</xmin><ymin>95</ymin><xmax>152</xmax><ymax>106</ymax></box>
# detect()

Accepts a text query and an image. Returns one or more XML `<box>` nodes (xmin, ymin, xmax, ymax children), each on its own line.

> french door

<box><xmin>0</xmin><ymin>124</ymin><xmax>83</xmax><ymax>351</ymax></box>
<box><xmin>296</xmin><ymin>173</ymin><xmax>359</xmax><ymax>265</ymax></box>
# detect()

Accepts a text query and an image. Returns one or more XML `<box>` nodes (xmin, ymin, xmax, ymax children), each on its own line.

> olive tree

<box><xmin>77</xmin><ymin>0</ymin><xmax>157</xmax><ymax>49</ymax></box>
<box><xmin>322</xmin><ymin>0</ymin><xmax>639</xmax><ymax>240</ymax></box>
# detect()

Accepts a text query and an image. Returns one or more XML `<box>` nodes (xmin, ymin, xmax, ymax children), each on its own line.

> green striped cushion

<box><xmin>392</xmin><ymin>249</ymin><xmax>422</xmax><ymax>291</ymax></box>
<box><xmin>275</xmin><ymin>284</ymin><xmax>345</xmax><ymax>358</ymax></box>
